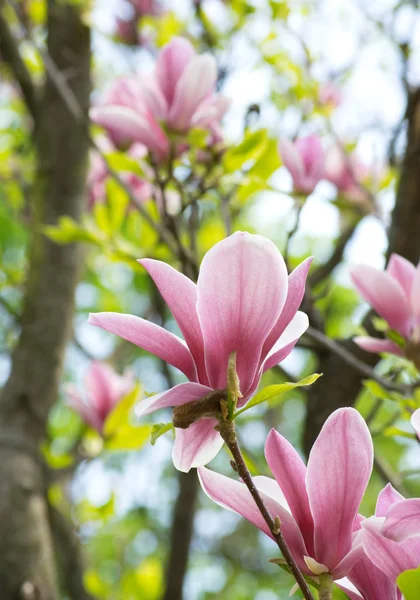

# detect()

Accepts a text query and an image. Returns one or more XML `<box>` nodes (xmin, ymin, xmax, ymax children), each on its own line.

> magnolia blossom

<box><xmin>338</xmin><ymin>484</ymin><xmax>404</xmax><ymax>600</ymax></box>
<box><xmin>65</xmin><ymin>362</ymin><xmax>135</xmax><ymax>433</ymax></box>
<box><xmin>88</xmin><ymin>141</ymin><xmax>153</xmax><ymax>207</ymax></box>
<box><xmin>325</xmin><ymin>146</ymin><xmax>372</xmax><ymax>208</ymax></box>
<box><xmin>91</xmin><ymin>37</ymin><xmax>228</xmax><ymax>160</ymax></box>
<box><xmin>278</xmin><ymin>134</ymin><xmax>325</xmax><ymax>195</ymax></box>
<box><xmin>351</xmin><ymin>253</ymin><xmax>420</xmax><ymax>360</ymax></box>
<box><xmin>360</xmin><ymin>490</ymin><xmax>420</xmax><ymax>590</ymax></box>
<box><xmin>199</xmin><ymin>408</ymin><xmax>373</xmax><ymax>580</ymax></box>
<box><xmin>89</xmin><ymin>232</ymin><xmax>311</xmax><ymax>471</ymax></box>
<box><xmin>411</xmin><ymin>408</ymin><xmax>420</xmax><ymax>439</ymax></box>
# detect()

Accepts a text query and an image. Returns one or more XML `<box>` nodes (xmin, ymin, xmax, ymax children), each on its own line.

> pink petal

<box><xmin>353</xmin><ymin>336</ymin><xmax>403</xmax><ymax>356</ymax></box>
<box><xmin>335</xmin><ymin>579</ymin><xmax>364</xmax><ymax>600</ymax></box>
<box><xmin>198</xmin><ymin>467</ymin><xmax>309</xmax><ymax>571</ymax></box>
<box><xmin>156</xmin><ymin>37</ymin><xmax>195</xmax><ymax>106</ymax></box>
<box><xmin>411</xmin><ymin>408</ymin><xmax>420</xmax><ymax>439</ymax></box>
<box><xmin>331</xmin><ymin>540</ymin><xmax>365</xmax><ymax>579</ymax></box>
<box><xmin>381</xmin><ymin>498</ymin><xmax>420</xmax><ymax>541</ymax></box>
<box><xmin>386</xmin><ymin>254</ymin><xmax>416</xmax><ymax>299</ymax></box>
<box><xmin>253</xmin><ymin>475</ymin><xmax>288</xmax><ymax>506</ymax></box>
<box><xmin>362</xmin><ymin>517</ymin><xmax>420</xmax><ymax>580</ymax></box>
<box><xmin>88</xmin><ymin>312</ymin><xmax>197</xmax><ymax>381</ymax></box>
<box><xmin>85</xmin><ymin>362</ymin><xmax>115</xmax><ymax>416</ymax></box>
<box><xmin>191</xmin><ymin>95</ymin><xmax>230</xmax><ymax>128</ymax></box>
<box><xmin>278</xmin><ymin>139</ymin><xmax>305</xmax><ymax>187</ymax></box>
<box><xmin>140</xmin><ymin>259</ymin><xmax>208</xmax><ymax>384</ymax></box>
<box><xmin>135</xmin><ymin>382</ymin><xmax>213</xmax><ymax>418</ymax></box>
<box><xmin>296</xmin><ymin>135</ymin><xmax>325</xmax><ymax>183</ymax></box>
<box><xmin>345</xmin><ymin>552</ymin><xmax>399</xmax><ymax>600</ymax></box>
<box><xmin>168</xmin><ymin>54</ymin><xmax>217</xmax><ymax>131</ymax></box>
<box><xmin>262</xmin><ymin>311</ymin><xmax>309</xmax><ymax>373</ymax></box>
<box><xmin>262</xmin><ymin>257</ymin><xmax>313</xmax><ymax>358</ymax></box>
<box><xmin>140</xmin><ymin>75</ymin><xmax>168</xmax><ymax>119</ymax></box>
<box><xmin>65</xmin><ymin>384</ymin><xmax>103</xmax><ymax>432</ymax></box>
<box><xmin>350</xmin><ymin>264</ymin><xmax>411</xmax><ymax>337</ymax></box>
<box><xmin>306</xmin><ymin>408</ymin><xmax>373</xmax><ymax>570</ymax></box>
<box><xmin>375</xmin><ymin>483</ymin><xmax>405</xmax><ymax>517</ymax></box>
<box><xmin>196</xmin><ymin>232</ymin><xmax>288</xmax><ymax>395</ymax></box>
<box><xmin>265</xmin><ymin>429</ymin><xmax>314</xmax><ymax>554</ymax></box>
<box><xmin>172</xmin><ymin>418</ymin><xmax>223</xmax><ymax>472</ymax></box>
<box><xmin>90</xmin><ymin>106</ymin><xmax>169</xmax><ymax>158</ymax></box>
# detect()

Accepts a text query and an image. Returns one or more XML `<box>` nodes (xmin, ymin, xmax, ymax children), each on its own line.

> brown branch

<box><xmin>0</xmin><ymin>3</ymin><xmax>38</xmax><ymax>119</ymax></box>
<box><xmin>219</xmin><ymin>420</ymin><xmax>315</xmax><ymax>600</ymax></box>
<box><xmin>0</xmin><ymin>0</ymin><xmax>91</xmax><ymax>596</ymax></box>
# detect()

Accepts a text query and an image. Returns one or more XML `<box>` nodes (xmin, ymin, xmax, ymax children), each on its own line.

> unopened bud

<box><xmin>273</xmin><ymin>515</ymin><xmax>281</xmax><ymax>535</ymax></box>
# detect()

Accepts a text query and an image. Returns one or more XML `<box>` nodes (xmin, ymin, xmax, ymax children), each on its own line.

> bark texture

<box><xmin>0</xmin><ymin>1</ymin><xmax>91</xmax><ymax>597</ymax></box>
<box><xmin>303</xmin><ymin>88</ymin><xmax>420</xmax><ymax>455</ymax></box>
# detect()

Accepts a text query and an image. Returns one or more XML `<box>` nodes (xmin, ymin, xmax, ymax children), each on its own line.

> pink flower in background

<box><xmin>325</xmin><ymin>146</ymin><xmax>372</xmax><ymax>207</ymax></box>
<box><xmin>89</xmin><ymin>232</ymin><xmax>311</xmax><ymax>471</ymax></box>
<box><xmin>411</xmin><ymin>408</ymin><xmax>420</xmax><ymax>439</ymax></box>
<box><xmin>278</xmin><ymin>134</ymin><xmax>325</xmax><ymax>195</ymax></box>
<box><xmin>361</xmin><ymin>491</ymin><xmax>420</xmax><ymax>586</ymax></box>
<box><xmin>338</xmin><ymin>484</ymin><xmax>404</xmax><ymax>600</ymax></box>
<box><xmin>351</xmin><ymin>253</ymin><xmax>420</xmax><ymax>358</ymax></box>
<box><xmin>319</xmin><ymin>82</ymin><xmax>341</xmax><ymax>108</ymax></box>
<box><xmin>115</xmin><ymin>17</ymin><xmax>139</xmax><ymax>46</ymax></box>
<box><xmin>65</xmin><ymin>362</ymin><xmax>135</xmax><ymax>433</ymax></box>
<box><xmin>91</xmin><ymin>37</ymin><xmax>228</xmax><ymax>161</ymax></box>
<box><xmin>199</xmin><ymin>408</ymin><xmax>373</xmax><ymax>579</ymax></box>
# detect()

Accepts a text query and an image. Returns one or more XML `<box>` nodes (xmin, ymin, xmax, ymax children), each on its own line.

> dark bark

<box><xmin>162</xmin><ymin>471</ymin><xmax>199</xmax><ymax>600</ymax></box>
<box><xmin>0</xmin><ymin>1</ymin><xmax>91</xmax><ymax>598</ymax></box>
<box><xmin>303</xmin><ymin>88</ymin><xmax>420</xmax><ymax>455</ymax></box>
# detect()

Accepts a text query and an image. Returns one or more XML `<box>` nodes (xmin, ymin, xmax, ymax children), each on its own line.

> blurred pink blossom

<box><xmin>319</xmin><ymin>82</ymin><xmax>341</xmax><ymax>108</ymax></box>
<box><xmin>351</xmin><ymin>253</ymin><xmax>420</xmax><ymax>362</ymax></box>
<box><xmin>325</xmin><ymin>146</ymin><xmax>372</xmax><ymax>208</ymax></box>
<box><xmin>89</xmin><ymin>232</ymin><xmax>310</xmax><ymax>471</ymax></box>
<box><xmin>278</xmin><ymin>134</ymin><xmax>325</xmax><ymax>195</ymax></box>
<box><xmin>91</xmin><ymin>37</ymin><xmax>229</xmax><ymax>161</ymax></box>
<box><xmin>199</xmin><ymin>408</ymin><xmax>373</xmax><ymax>580</ymax></box>
<box><xmin>65</xmin><ymin>362</ymin><xmax>135</xmax><ymax>433</ymax></box>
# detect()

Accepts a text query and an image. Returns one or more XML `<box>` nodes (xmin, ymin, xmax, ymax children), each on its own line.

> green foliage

<box><xmin>397</xmin><ymin>567</ymin><xmax>420</xmax><ymax>599</ymax></box>
<box><xmin>103</xmin><ymin>384</ymin><xmax>152</xmax><ymax>451</ymax></box>
<box><xmin>150</xmin><ymin>422</ymin><xmax>174</xmax><ymax>446</ymax></box>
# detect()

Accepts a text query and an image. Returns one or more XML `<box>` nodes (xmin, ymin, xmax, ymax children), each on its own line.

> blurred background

<box><xmin>1</xmin><ymin>0</ymin><xmax>420</xmax><ymax>598</ymax></box>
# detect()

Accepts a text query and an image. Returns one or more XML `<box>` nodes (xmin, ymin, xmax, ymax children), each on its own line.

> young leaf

<box><xmin>234</xmin><ymin>373</ymin><xmax>322</xmax><ymax>418</ymax></box>
<box><xmin>103</xmin><ymin>383</ymin><xmax>141</xmax><ymax>438</ymax></box>
<box><xmin>397</xmin><ymin>567</ymin><xmax>420</xmax><ymax>600</ymax></box>
<box><xmin>150</xmin><ymin>422</ymin><xmax>174</xmax><ymax>446</ymax></box>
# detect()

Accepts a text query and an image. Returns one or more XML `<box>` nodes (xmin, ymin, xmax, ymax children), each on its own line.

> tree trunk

<box><xmin>0</xmin><ymin>1</ymin><xmax>91</xmax><ymax>597</ymax></box>
<box><xmin>303</xmin><ymin>87</ymin><xmax>420</xmax><ymax>455</ymax></box>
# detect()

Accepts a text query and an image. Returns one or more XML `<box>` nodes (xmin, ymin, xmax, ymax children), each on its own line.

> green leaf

<box><xmin>234</xmin><ymin>373</ymin><xmax>322</xmax><ymax>418</ymax></box>
<box><xmin>397</xmin><ymin>567</ymin><xmax>420</xmax><ymax>599</ymax></box>
<box><xmin>363</xmin><ymin>380</ymin><xmax>390</xmax><ymax>400</ymax></box>
<box><xmin>223</xmin><ymin>130</ymin><xmax>268</xmax><ymax>173</ymax></box>
<box><xmin>105</xmin><ymin>423</ymin><xmax>151</xmax><ymax>451</ymax></box>
<box><xmin>150</xmin><ymin>422</ymin><xmax>174</xmax><ymax>446</ymax></box>
<box><xmin>103</xmin><ymin>383</ymin><xmax>141</xmax><ymax>438</ymax></box>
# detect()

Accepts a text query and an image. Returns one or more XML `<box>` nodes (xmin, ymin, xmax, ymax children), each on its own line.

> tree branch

<box><xmin>0</xmin><ymin>4</ymin><xmax>38</xmax><ymax>119</ymax></box>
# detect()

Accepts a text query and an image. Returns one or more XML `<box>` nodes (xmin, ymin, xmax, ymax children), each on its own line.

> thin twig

<box><xmin>218</xmin><ymin>421</ymin><xmax>315</xmax><ymax>600</ymax></box>
<box><xmin>305</xmin><ymin>326</ymin><xmax>417</xmax><ymax>395</ymax></box>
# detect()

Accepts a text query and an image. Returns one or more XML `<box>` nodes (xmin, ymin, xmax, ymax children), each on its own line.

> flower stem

<box><xmin>218</xmin><ymin>421</ymin><xmax>315</xmax><ymax>600</ymax></box>
<box><xmin>318</xmin><ymin>574</ymin><xmax>333</xmax><ymax>600</ymax></box>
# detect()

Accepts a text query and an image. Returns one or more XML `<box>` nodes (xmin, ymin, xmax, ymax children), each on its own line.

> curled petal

<box><xmin>135</xmin><ymin>382</ymin><xmax>213</xmax><ymax>418</ymax></box>
<box><xmin>350</xmin><ymin>265</ymin><xmax>411</xmax><ymax>337</ymax></box>
<box><xmin>172</xmin><ymin>418</ymin><xmax>223</xmax><ymax>472</ymax></box>
<box><xmin>306</xmin><ymin>408</ymin><xmax>373</xmax><ymax>570</ymax></box>
<box><xmin>88</xmin><ymin>312</ymin><xmax>198</xmax><ymax>382</ymax></box>
<box><xmin>375</xmin><ymin>483</ymin><xmax>405</xmax><ymax>517</ymax></box>
<box><xmin>196</xmin><ymin>232</ymin><xmax>288</xmax><ymax>395</ymax></box>
<box><xmin>353</xmin><ymin>336</ymin><xmax>403</xmax><ymax>356</ymax></box>
<box><xmin>262</xmin><ymin>311</ymin><xmax>309</xmax><ymax>373</ymax></box>
<box><xmin>386</xmin><ymin>253</ymin><xmax>416</xmax><ymax>299</ymax></box>
<box><xmin>381</xmin><ymin>498</ymin><xmax>420</xmax><ymax>541</ymax></box>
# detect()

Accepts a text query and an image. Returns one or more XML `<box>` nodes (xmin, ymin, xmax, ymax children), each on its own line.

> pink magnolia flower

<box><xmin>319</xmin><ymin>82</ymin><xmax>341</xmax><ymax>108</ymax></box>
<box><xmin>411</xmin><ymin>408</ymin><xmax>420</xmax><ymax>439</ymax></box>
<box><xmin>325</xmin><ymin>146</ymin><xmax>374</xmax><ymax>209</ymax></box>
<box><xmin>199</xmin><ymin>407</ymin><xmax>373</xmax><ymax>579</ymax></box>
<box><xmin>338</xmin><ymin>484</ymin><xmax>404</xmax><ymax>600</ymax></box>
<box><xmin>65</xmin><ymin>362</ymin><xmax>135</xmax><ymax>433</ymax></box>
<box><xmin>351</xmin><ymin>253</ymin><xmax>420</xmax><ymax>360</ymax></box>
<box><xmin>278</xmin><ymin>134</ymin><xmax>325</xmax><ymax>195</ymax></box>
<box><xmin>90</xmin><ymin>37</ymin><xmax>229</xmax><ymax>161</ymax></box>
<box><xmin>360</xmin><ymin>490</ymin><xmax>420</xmax><ymax>588</ymax></box>
<box><xmin>88</xmin><ymin>232</ymin><xmax>311</xmax><ymax>471</ymax></box>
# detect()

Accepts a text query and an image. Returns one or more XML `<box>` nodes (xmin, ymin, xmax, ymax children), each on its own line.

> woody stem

<box><xmin>218</xmin><ymin>420</ymin><xmax>315</xmax><ymax>600</ymax></box>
